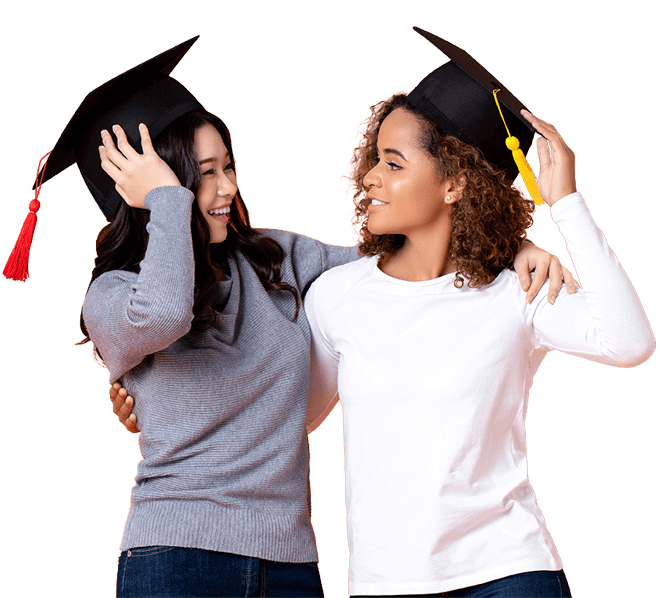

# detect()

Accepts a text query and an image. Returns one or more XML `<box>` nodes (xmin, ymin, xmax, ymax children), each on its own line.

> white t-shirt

<box><xmin>304</xmin><ymin>193</ymin><xmax>654</xmax><ymax>596</ymax></box>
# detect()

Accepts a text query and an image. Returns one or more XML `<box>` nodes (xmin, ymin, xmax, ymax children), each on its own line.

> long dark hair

<box><xmin>80</xmin><ymin>109</ymin><xmax>299</xmax><ymax>345</ymax></box>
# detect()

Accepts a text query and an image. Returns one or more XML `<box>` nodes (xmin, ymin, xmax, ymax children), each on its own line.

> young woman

<box><xmin>303</xmin><ymin>92</ymin><xmax>654</xmax><ymax>597</ymax></box>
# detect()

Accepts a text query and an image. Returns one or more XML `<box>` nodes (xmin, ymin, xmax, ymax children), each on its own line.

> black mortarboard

<box><xmin>408</xmin><ymin>27</ymin><xmax>535</xmax><ymax>183</ymax></box>
<box><xmin>5</xmin><ymin>37</ymin><xmax>203</xmax><ymax>281</ymax></box>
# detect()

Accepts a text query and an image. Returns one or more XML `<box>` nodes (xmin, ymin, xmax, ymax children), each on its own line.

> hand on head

<box><xmin>99</xmin><ymin>123</ymin><xmax>181</xmax><ymax>209</ymax></box>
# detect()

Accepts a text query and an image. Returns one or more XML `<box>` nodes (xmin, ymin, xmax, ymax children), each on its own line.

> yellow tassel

<box><xmin>493</xmin><ymin>90</ymin><xmax>543</xmax><ymax>205</ymax></box>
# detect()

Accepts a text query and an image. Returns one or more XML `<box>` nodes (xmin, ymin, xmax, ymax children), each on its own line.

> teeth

<box><xmin>208</xmin><ymin>207</ymin><xmax>231</xmax><ymax>216</ymax></box>
<box><xmin>371</xmin><ymin>199</ymin><xmax>387</xmax><ymax>206</ymax></box>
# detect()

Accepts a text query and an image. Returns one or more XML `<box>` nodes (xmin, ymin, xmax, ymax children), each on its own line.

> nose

<box><xmin>217</xmin><ymin>171</ymin><xmax>237</xmax><ymax>198</ymax></box>
<box><xmin>363</xmin><ymin>163</ymin><xmax>381</xmax><ymax>190</ymax></box>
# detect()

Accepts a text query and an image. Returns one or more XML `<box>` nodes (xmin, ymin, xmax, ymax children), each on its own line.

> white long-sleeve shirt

<box><xmin>304</xmin><ymin>193</ymin><xmax>655</xmax><ymax>595</ymax></box>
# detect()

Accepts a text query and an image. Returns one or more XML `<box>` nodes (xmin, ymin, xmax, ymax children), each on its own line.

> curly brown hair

<box><xmin>351</xmin><ymin>94</ymin><xmax>535</xmax><ymax>288</ymax></box>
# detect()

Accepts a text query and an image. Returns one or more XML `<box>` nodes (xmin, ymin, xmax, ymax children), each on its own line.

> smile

<box><xmin>371</xmin><ymin>199</ymin><xmax>387</xmax><ymax>206</ymax></box>
<box><xmin>208</xmin><ymin>206</ymin><xmax>231</xmax><ymax>216</ymax></box>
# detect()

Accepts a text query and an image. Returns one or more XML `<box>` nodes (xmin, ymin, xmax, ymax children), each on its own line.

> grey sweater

<box><xmin>83</xmin><ymin>186</ymin><xmax>357</xmax><ymax>562</ymax></box>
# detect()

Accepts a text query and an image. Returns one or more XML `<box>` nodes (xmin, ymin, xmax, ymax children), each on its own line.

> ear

<box><xmin>443</xmin><ymin>175</ymin><xmax>466</xmax><ymax>204</ymax></box>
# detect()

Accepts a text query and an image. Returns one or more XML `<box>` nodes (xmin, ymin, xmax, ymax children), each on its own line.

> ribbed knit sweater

<box><xmin>82</xmin><ymin>186</ymin><xmax>357</xmax><ymax>562</ymax></box>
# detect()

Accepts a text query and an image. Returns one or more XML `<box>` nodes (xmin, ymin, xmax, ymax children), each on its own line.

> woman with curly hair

<box><xmin>303</xmin><ymin>33</ymin><xmax>655</xmax><ymax>598</ymax></box>
<box><xmin>348</xmin><ymin>94</ymin><xmax>535</xmax><ymax>290</ymax></box>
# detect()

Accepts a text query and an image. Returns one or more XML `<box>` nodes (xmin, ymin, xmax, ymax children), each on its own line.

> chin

<box><xmin>211</xmin><ymin>234</ymin><xmax>228</xmax><ymax>244</ymax></box>
<box><xmin>367</xmin><ymin>218</ymin><xmax>397</xmax><ymax>236</ymax></box>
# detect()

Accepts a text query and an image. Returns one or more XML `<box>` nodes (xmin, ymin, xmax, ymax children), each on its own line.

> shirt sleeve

<box><xmin>82</xmin><ymin>186</ymin><xmax>197</xmax><ymax>382</ymax></box>
<box><xmin>525</xmin><ymin>193</ymin><xmax>655</xmax><ymax>366</ymax></box>
<box><xmin>304</xmin><ymin>277</ymin><xmax>342</xmax><ymax>432</ymax></box>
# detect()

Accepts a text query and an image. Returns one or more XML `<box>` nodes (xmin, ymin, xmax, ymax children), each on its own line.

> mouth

<box><xmin>368</xmin><ymin>196</ymin><xmax>388</xmax><ymax>207</ymax></box>
<box><xmin>207</xmin><ymin>205</ymin><xmax>231</xmax><ymax>221</ymax></box>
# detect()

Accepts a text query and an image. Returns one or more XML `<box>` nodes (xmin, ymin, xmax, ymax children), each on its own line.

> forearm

<box><xmin>83</xmin><ymin>186</ymin><xmax>196</xmax><ymax>380</ymax></box>
<box><xmin>532</xmin><ymin>193</ymin><xmax>655</xmax><ymax>366</ymax></box>
<box><xmin>125</xmin><ymin>186</ymin><xmax>196</xmax><ymax>329</ymax></box>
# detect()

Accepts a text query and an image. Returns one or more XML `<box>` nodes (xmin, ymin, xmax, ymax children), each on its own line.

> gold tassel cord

<box><xmin>492</xmin><ymin>89</ymin><xmax>543</xmax><ymax>205</ymax></box>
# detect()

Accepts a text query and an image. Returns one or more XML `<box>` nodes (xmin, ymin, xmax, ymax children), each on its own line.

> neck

<box><xmin>380</xmin><ymin>221</ymin><xmax>455</xmax><ymax>282</ymax></box>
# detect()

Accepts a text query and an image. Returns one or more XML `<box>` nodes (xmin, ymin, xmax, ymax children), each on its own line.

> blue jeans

<box><xmin>117</xmin><ymin>546</ymin><xmax>324</xmax><ymax>597</ymax></box>
<box><xmin>351</xmin><ymin>569</ymin><xmax>572</xmax><ymax>598</ymax></box>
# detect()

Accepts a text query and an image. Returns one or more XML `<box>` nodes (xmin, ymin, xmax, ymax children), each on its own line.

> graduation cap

<box><xmin>4</xmin><ymin>36</ymin><xmax>204</xmax><ymax>281</ymax></box>
<box><xmin>408</xmin><ymin>27</ymin><xmax>542</xmax><ymax>203</ymax></box>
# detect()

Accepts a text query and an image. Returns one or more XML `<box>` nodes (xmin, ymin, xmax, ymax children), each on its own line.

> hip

<box><xmin>117</xmin><ymin>546</ymin><xmax>324</xmax><ymax>597</ymax></box>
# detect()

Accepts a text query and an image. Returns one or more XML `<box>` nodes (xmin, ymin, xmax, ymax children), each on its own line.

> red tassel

<box><xmin>4</xmin><ymin>152</ymin><xmax>50</xmax><ymax>282</ymax></box>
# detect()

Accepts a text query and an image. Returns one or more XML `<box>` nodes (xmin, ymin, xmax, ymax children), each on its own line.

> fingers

<box><xmin>562</xmin><ymin>266</ymin><xmax>579</xmax><ymax>294</ymax></box>
<box><xmin>110</xmin><ymin>382</ymin><xmax>139</xmax><ymax>432</ymax></box>
<box><xmin>98</xmin><ymin>124</ymin><xmax>142</xmax><ymax>171</ymax></box>
<box><xmin>536</xmin><ymin>136</ymin><xmax>551</xmax><ymax>172</ymax></box>
<box><xmin>521</xmin><ymin>110</ymin><xmax>574</xmax><ymax>164</ymax></box>
<box><xmin>518</xmin><ymin>271</ymin><xmax>531</xmax><ymax>293</ymax></box>
<box><xmin>521</xmin><ymin>110</ymin><xmax>556</xmax><ymax>141</ymax></box>
<box><xmin>112</xmin><ymin>124</ymin><xmax>139</xmax><ymax>161</ymax></box>
<box><xmin>110</xmin><ymin>382</ymin><xmax>126</xmax><ymax>416</ymax></box>
<box><xmin>138</xmin><ymin>123</ymin><xmax>155</xmax><ymax>155</ymax></box>
<box><xmin>546</xmin><ymin>257</ymin><xmax>564</xmax><ymax>304</ymax></box>
<box><xmin>526</xmin><ymin>259</ymin><xmax>549</xmax><ymax>303</ymax></box>
<box><xmin>99</xmin><ymin>141</ymin><xmax>122</xmax><ymax>182</ymax></box>
<box><xmin>120</xmin><ymin>396</ymin><xmax>140</xmax><ymax>433</ymax></box>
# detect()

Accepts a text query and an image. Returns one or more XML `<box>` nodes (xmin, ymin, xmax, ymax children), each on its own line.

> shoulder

<box><xmin>310</xmin><ymin>256</ymin><xmax>377</xmax><ymax>298</ymax></box>
<box><xmin>305</xmin><ymin>257</ymin><xmax>376</xmax><ymax>340</ymax></box>
<box><xmin>258</xmin><ymin>228</ymin><xmax>359</xmax><ymax>289</ymax></box>
<box><xmin>258</xmin><ymin>228</ymin><xmax>355</xmax><ymax>259</ymax></box>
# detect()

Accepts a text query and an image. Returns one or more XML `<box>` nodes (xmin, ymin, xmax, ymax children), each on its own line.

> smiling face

<box><xmin>194</xmin><ymin>122</ymin><xmax>238</xmax><ymax>244</ymax></box>
<box><xmin>363</xmin><ymin>108</ymin><xmax>451</xmax><ymax>239</ymax></box>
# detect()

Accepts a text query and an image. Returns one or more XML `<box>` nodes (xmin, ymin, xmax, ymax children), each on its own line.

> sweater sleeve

<box><xmin>82</xmin><ymin>186</ymin><xmax>196</xmax><ymax>382</ymax></box>
<box><xmin>304</xmin><ymin>277</ymin><xmax>341</xmax><ymax>432</ymax></box>
<box><xmin>525</xmin><ymin>193</ymin><xmax>655</xmax><ymax>366</ymax></box>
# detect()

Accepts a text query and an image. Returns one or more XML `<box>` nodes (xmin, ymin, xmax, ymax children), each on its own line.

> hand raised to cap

<box><xmin>521</xmin><ymin>110</ymin><xmax>577</xmax><ymax>206</ymax></box>
<box><xmin>99</xmin><ymin>123</ymin><xmax>181</xmax><ymax>210</ymax></box>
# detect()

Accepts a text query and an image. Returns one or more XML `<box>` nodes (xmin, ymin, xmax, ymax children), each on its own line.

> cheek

<box><xmin>195</xmin><ymin>180</ymin><xmax>215</xmax><ymax>209</ymax></box>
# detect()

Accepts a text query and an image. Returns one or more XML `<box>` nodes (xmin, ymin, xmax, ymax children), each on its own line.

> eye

<box><xmin>202</xmin><ymin>168</ymin><xmax>215</xmax><ymax>176</ymax></box>
<box><xmin>224</xmin><ymin>162</ymin><xmax>236</xmax><ymax>172</ymax></box>
<box><xmin>375</xmin><ymin>151</ymin><xmax>401</xmax><ymax>171</ymax></box>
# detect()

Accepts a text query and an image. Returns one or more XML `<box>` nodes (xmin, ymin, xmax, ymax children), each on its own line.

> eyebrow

<box><xmin>383</xmin><ymin>148</ymin><xmax>408</xmax><ymax>161</ymax></box>
<box><xmin>198</xmin><ymin>157</ymin><xmax>217</xmax><ymax>165</ymax></box>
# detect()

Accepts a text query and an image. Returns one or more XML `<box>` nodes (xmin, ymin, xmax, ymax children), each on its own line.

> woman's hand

<box><xmin>514</xmin><ymin>240</ymin><xmax>578</xmax><ymax>304</ymax></box>
<box><xmin>521</xmin><ymin>110</ymin><xmax>576</xmax><ymax>206</ymax></box>
<box><xmin>110</xmin><ymin>382</ymin><xmax>139</xmax><ymax>433</ymax></box>
<box><xmin>99</xmin><ymin>123</ymin><xmax>181</xmax><ymax>209</ymax></box>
